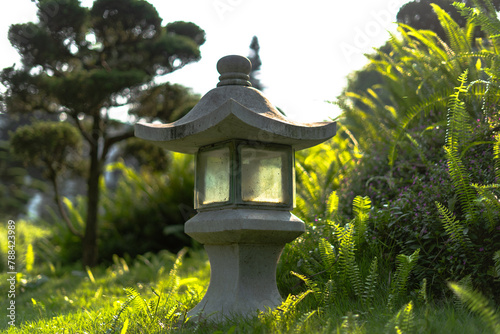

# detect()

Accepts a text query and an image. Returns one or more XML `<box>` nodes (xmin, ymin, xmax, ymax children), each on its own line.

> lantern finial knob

<box><xmin>217</xmin><ymin>55</ymin><xmax>252</xmax><ymax>87</ymax></box>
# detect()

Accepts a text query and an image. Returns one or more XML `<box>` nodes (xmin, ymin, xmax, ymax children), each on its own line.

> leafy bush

<box><xmin>336</xmin><ymin>2</ymin><xmax>500</xmax><ymax>302</ymax></box>
<box><xmin>43</xmin><ymin>152</ymin><xmax>196</xmax><ymax>265</ymax></box>
<box><xmin>99</xmin><ymin>154</ymin><xmax>195</xmax><ymax>262</ymax></box>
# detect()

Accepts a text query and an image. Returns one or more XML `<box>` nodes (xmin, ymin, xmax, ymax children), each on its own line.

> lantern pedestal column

<box><xmin>185</xmin><ymin>209</ymin><xmax>305</xmax><ymax>320</ymax></box>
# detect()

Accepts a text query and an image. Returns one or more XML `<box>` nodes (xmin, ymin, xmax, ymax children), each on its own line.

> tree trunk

<box><xmin>82</xmin><ymin>116</ymin><xmax>102</xmax><ymax>267</ymax></box>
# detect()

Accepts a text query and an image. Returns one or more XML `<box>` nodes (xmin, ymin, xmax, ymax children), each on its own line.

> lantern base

<box><xmin>184</xmin><ymin>209</ymin><xmax>305</xmax><ymax>321</ymax></box>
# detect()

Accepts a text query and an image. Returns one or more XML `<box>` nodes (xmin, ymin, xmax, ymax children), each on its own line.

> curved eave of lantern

<box><xmin>135</xmin><ymin>86</ymin><xmax>336</xmax><ymax>154</ymax></box>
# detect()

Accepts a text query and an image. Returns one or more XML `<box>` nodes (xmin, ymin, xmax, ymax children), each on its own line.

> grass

<box><xmin>0</xmin><ymin>246</ymin><xmax>496</xmax><ymax>334</ymax></box>
<box><xmin>0</xmin><ymin>248</ymin><xmax>210</xmax><ymax>333</ymax></box>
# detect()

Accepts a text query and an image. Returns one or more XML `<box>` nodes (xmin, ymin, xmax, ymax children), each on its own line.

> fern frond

<box><xmin>362</xmin><ymin>257</ymin><xmax>378</xmax><ymax>309</ymax></box>
<box><xmin>452</xmin><ymin>275</ymin><xmax>473</xmax><ymax>310</ymax></box>
<box><xmin>273</xmin><ymin>290</ymin><xmax>313</xmax><ymax>320</ymax></box>
<box><xmin>400</xmin><ymin>23</ymin><xmax>448</xmax><ymax>61</ymax></box>
<box><xmin>125</xmin><ymin>287</ymin><xmax>151</xmax><ymax>318</ymax></box>
<box><xmin>290</xmin><ymin>271</ymin><xmax>319</xmax><ymax>295</ymax></box>
<box><xmin>107</xmin><ymin>288</ymin><xmax>137</xmax><ymax>333</ymax></box>
<box><xmin>433</xmin><ymin>4</ymin><xmax>472</xmax><ymax>53</ymax></box>
<box><xmin>471</xmin><ymin>183</ymin><xmax>500</xmax><ymax>229</ymax></box>
<box><xmin>319</xmin><ymin>238</ymin><xmax>337</xmax><ymax>277</ymax></box>
<box><xmin>340</xmin><ymin>312</ymin><xmax>364</xmax><ymax>333</ymax></box>
<box><xmin>293</xmin><ymin>309</ymin><xmax>317</xmax><ymax>334</ymax></box>
<box><xmin>322</xmin><ymin>279</ymin><xmax>337</xmax><ymax>306</ymax></box>
<box><xmin>162</xmin><ymin>248</ymin><xmax>187</xmax><ymax>304</ymax></box>
<box><xmin>435</xmin><ymin>202</ymin><xmax>473</xmax><ymax>253</ymax></box>
<box><xmin>352</xmin><ymin>196</ymin><xmax>371</xmax><ymax>245</ymax></box>
<box><xmin>494</xmin><ymin>250</ymin><xmax>500</xmax><ymax>278</ymax></box>
<box><xmin>446</xmin><ymin>70</ymin><xmax>471</xmax><ymax>151</ymax></box>
<box><xmin>391</xmin><ymin>301</ymin><xmax>416</xmax><ymax>334</ymax></box>
<box><xmin>419</xmin><ymin>278</ymin><xmax>428</xmax><ymax>305</ymax></box>
<box><xmin>406</xmin><ymin>132</ymin><xmax>429</xmax><ymax>165</ymax></box>
<box><xmin>388</xmin><ymin>90</ymin><xmax>449</xmax><ymax>167</ymax></box>
<box><xmin>337</xmin><ymin>224</ymin><xmax>362</xmax><ymax>297</ymax></box>
<box><xmin>325</xmin><ymin>191</ymin><xmax>339</xmax><ymax>221</ymax></box>
<box><xmin>388</xmin><ymin>249</ymin><xmax>420</xmax><ymax>311</ymax></box>
<box><xmin>443</xmin><ymin>146</ymin><xmax>476</xmax><ymax>222</ymax></box>
<box><xmin>449</xmin><ymin>282</ymin><xmax>500</xmax><ymax>334</ymax></box>
<box><xmin>494</xmin><ymin>134</ymin><xmax>500</xmax><ymax>181</ymax></box>
<box><xmin>456</xmin><ymin>2</ymin><xmax>500</xmax><ymax>50</ymax></box>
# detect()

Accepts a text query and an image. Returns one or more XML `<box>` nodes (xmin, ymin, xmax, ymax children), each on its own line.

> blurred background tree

<box><xmin>248</xmin><ymin>35</ymin><xmax>263</xmax><ymax>90</ymax></box>
<box><xmin>1</xmin><ymin>0</ymin><xmax>205</xmax><ymax>267</ymax></box>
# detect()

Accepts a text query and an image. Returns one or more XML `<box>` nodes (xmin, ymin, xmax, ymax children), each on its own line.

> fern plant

<box><xmin>106</xmin><ymin>249</ymin><xmax>190</xmax><ymax>333</ymax></box>
<box><xmin>449</xmin><ymin>282</ymin><xmax>500</xmax><ymax>334</ymax></box>
<box><xmin>294</xmin><ymin>124</ymin><xmax>359</xmax><ymax>223</ymax></box>
<box><xmin>388</xmin><ymin>249</ymin><xmax>420</xmax><ymax>312</ymax></box>
<box><xmin>257</xmin><ymin>289</ymin><xmax>314</xmax><ymax>333</ymax></box>
<box><xmin>361</xmin><ymin>257</ymin><xmax>379</xmax><ymax>310</ymax></box>
<box><xmin>435</xmin><ymin>65</ymin><xmax>500</xmax><ymax>296</ymax></box>
<box><xmin>385</xmin><ymin>301</ymin><xmax>416</xmax><ymax>334</ymax></box>
<box><xmin>435</xmin><ymin>202</ymin><xmax>473</xmax><ymax>256</ymax></box>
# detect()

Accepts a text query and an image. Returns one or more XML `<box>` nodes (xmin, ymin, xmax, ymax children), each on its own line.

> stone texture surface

<box><xmin>188</xmin><ymin>243</ymin><xmax>284</xmax><ymax>321</ymax></box>
<box><xmin>185</xmin><ymin>209</ymin><xmax>305</xmax><ymax>321</ymax></box>
<box><xmin>185</xmin><ymin>209</ymin><xmax>305</xmax><ymax>244</ymax></box>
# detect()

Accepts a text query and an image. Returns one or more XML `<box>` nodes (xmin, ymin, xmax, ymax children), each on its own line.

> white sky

<box><xmin>0</xmin><ymin>0</ymin><xmax>406</xmax><ymax>122</ymax></box>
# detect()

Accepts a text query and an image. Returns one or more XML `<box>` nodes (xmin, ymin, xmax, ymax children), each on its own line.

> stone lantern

<box><xmin>135</xmin><ymin>55</ymin><xmax>336</xmax><ymax>320</ymax></box>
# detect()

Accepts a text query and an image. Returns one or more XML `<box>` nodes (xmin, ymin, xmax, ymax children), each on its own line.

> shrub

<box><xmin>43</xmin><ymin>152</ymin><xmax>195</xmax><ymax>265</ymax></box>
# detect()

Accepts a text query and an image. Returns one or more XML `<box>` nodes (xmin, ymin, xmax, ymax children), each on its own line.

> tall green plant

<box><xmin>283</xmin><ymin>190</ymin><xmax>420</xmax><ymax>312</ymax></box>
<box><xmin>337</xmin><ymin>0</ymin><xmax>500</xmax><ymax>300</ymax></box>
<box><xmin>294</xmin><ymin>124</ymin><xmax>359</xmax><ymax>222</ymax></box>
<box><xmin>449</xmin><ymin>282</ymin><xmax>500</xmax><ymax>334</ymax></box>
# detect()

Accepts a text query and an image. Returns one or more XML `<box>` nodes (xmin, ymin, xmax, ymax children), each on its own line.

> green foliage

<box><xmin>0</xmin><ymin>232</ymin><xmax>494</xmax><ymax>333</ymax></box>
<box><xmin>2</xmin><ymin>0</ymin><xmax>205</xmax><ymax>266</ymax></box>
<box><xmin>338</xmin><ymin>312</ymin><xmax>366</xmax><ymax>334</ymax></box>
<box><xmin>107</xmin><ymin>249</ymin><xmax>190</xmax><ymax>333</ymax></box>
<box><xmin>10</xmin><ymin>121</ymin><xmax>82</xmax><ymax>178</ymax></box>
<box><xmin>100</xmin><ymin>154</ymin><xmax>195</xmax><ymax>260</ymax></box>
<box><xmin>386</xmin><ymin>301</ymin><xmax>416</xmax><ymax>334</ymax></box>
<box><xmin>0</xmin><ymin>248</ymin><xmax>210</xmax><ymax>333</ymax></box>
<box><xmin>258</xmin><ymin>290</ymin><xmax>314</xmax><ymax>333</ymax></box>
<box><xmin>435</xmin><ymin>202</ymin><xmax>473</xmax><ymax>255</ymax></box>
<box><xmin>129</xmin><ymin>82</ymin><xmax>200</xmax><ymax>122</ymax></box>
<box><xmin>0</xmin><ymin>113</ymin><xmax>39</xmax><ymax>218</ymax></box>
<box><xmin>337</xmin><ymin>1</ymin><xmax>500</xmax><ymax>301</ymax></box>
<box><xmin>431</xmin><ymin>3</ymin><xmax>474</xmax><ymax>53</ymax></box>
<box><xmin>282</xmin><ymin>189</ymin><xmax>421</xmax><ymax>316</ymax></box>
<box><xmin>5</xmin><ymin>1</ymin><xmax>500</xmax><ymax>332</ymax></box>
<box><xmin>294</xmin><ymin>124</ymin><xmax>359</xmax><ymax>222</ymax></box>
<box><xmin>335</xmin><ymin>220</ymin><xmax>362</xmax><ymax>298</ymax></box>
<box><xmin>494</xmin><ymin>250</ymin><xmax>500</xmax><ymax>278</ymax></box>
<box><xmin>449</xmin><ymin>282</ymin><xmax>500</xmax><ymax>333</ymax></box>
<box><xmin>121</xmin><ymin>137</ymin><xmax>170</xmax><ymax>172</ymax></box>
<box><xmin>352</xmin><ymin>196</ymin><xmax>371</xmax><ymax>245</ymax></box>
<box><xmin>38</xmin><ymin>153</ymin><xmax>195</xmax><ymax>265</ymax></box>
<box><xmin>361</xmin><ymin>257</ymin><xmax>379</xmax><ymax>309</ymax></box>
<box><xmin>388</xmin><ymin>249</ymin><xmax>420</xmax><ymax>311</ymax></box>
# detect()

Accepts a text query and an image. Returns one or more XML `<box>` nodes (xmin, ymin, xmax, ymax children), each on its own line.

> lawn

<box><xmin>0</xmin><ymin>246</ymin><xmax>496</xmax><ymax>334</ymax></box>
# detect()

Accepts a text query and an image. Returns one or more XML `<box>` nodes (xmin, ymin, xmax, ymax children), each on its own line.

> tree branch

<box><xmin>50</xmin><ymin>174</ymin><xmax>84</xmax><ymax>239</ymax></box>
<box><xmin>102</xmin><ymin>130</ymin><xmax>135</xmax><ymax>160</ymax></box>
<box><xmin>70</xmin><ymin>113</ymin><xmax>94</xmax><ymax>145</ymax></box>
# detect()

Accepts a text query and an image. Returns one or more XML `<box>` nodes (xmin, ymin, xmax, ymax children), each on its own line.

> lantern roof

<box><xmin>134</xmin><ymin>55</ymin><xmax>336</xmax><ymax>154</ymax></box>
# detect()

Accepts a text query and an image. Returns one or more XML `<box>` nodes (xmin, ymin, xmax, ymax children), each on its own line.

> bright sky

<box><xmin>0</xmin><ymin>0</ymin><xmax>407</xmax><ymax>123</ymax></box>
